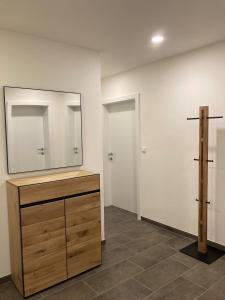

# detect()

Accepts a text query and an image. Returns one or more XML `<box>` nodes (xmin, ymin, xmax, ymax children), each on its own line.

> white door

<box><xmin>105</xmin><ymin>100</ymin><xmax>137</xmax><ymax>213</ymax></box>
<box><xmin>66</xmin><ymin>106</ymin><xmax>82</xmax><ymax>165</ymax></box>
<box><xmin>9</xmin><ymin>105</ymin><xmax>47</xmax><ymax>172</ymax></box>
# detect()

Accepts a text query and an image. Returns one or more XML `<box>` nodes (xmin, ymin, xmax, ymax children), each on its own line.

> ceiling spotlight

<box><xmin>151</xmin><ymin>35</ymin><xmax>164</xmax><ymax>44</ymax></box>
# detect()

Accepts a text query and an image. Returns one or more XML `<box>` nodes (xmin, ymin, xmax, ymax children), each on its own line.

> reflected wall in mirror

<box><xmin>4</xmin><ymin>86</ymin><xmax>83</xmax><ymax>174</ymax></box>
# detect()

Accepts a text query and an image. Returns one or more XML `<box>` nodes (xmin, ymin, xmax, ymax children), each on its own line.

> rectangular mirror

<box><xmin>4</xmin><ymin>86</ymin><xmax>83</xmax><ymax>174</ymax></box>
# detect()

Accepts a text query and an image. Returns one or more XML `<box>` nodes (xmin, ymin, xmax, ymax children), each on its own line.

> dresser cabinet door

<box><xmin>65</xmin><ymin>192</ymin><xmax>101</xmax><ymax>277</ymax></box>
<box><xmin>21</xmin><ymin>201</ymin><xmax>67</xmax><ymax>296</ymax></box>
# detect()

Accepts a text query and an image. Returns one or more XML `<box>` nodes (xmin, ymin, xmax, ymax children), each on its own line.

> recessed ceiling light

<box><xmin>151</xmin><ymin>35</ymin><xmax>164</xmax><ymax>44</ymax></box>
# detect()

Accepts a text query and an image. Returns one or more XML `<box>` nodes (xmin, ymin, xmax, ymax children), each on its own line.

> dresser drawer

<box><xmin>7</xmin><ymin>171</ymin><xmax>101</xmax><ymax>297</ymax></box>
<box><xmin>67</xmin><ymin>238</ymin><xmax>101</xmax><ymax>278</ymax></box>
<box><xmin>19</xmin><ymin>174</ymin><xmax>100</xmax><ymax>205</ymax></box>
<box><xmin>65</xmin><ymin>192</ymin><xmax>101</xmax><ymax>277</ymax></box>
<box><xmin>67</xmin><ymin>219</ymin><xmax>101</xmax><ymax>246</ymax></box>
<box><xmin>24</xmin><ymin>259</ymin><xmax>67</xmax><ymax>297</ymax></box>
<box><xmin>21</xmin><ymin>200</ymin><xmax>67</xmax><ymax>296</ymax></box>
<box><xmin>67</xmin><ymin>207</ymin><xmax>100</xmax><ymax>227</ymax></box>
<box><xmin>65</xmin><ymin>192</ymin><xmax>101</xmax><ymax>246</ymax></box>
<box><xmin>21</xmin><ymin>200</ymin><xmax>66</xmax><ymax>256</ymax></box>
<box><xmin>21</xmin><ymin>201</ymin><xmax>64</xmax><ymax>226</ymax></box>
<box><xmin>22</xmin><ymin>217</ymin><xmax>65</xmax><ymax>248</ymax></box>
<box><xmin>65</xmin><ymin>192</ymin><xmax>100</xmax><ymax>215</ymax></box>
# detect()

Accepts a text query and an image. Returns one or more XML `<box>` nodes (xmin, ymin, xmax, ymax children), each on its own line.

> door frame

<box><xmin>65</xmin><ymin>102</ymin><xmax>82</xmax><ymax>166</ymax></box>
<box><xmin>102</xmin><ymin>93</ymin><xmax>141</xmax><ymax>220</ymax></box>
<box><xmin>5</xmin><ymin>100</ymin><xmax>53</xmax><ymax>173</ymax></box>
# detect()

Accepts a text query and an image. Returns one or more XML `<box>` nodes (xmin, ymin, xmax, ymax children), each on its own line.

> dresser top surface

<box><xmin>7</xmin><ymin>170</ymin><xmax>97</xmax><ymax>187</ymax></box>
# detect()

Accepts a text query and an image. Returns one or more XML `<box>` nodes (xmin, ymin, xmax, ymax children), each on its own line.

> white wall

<box><xmin>102</xmin><ymin>41</ymin><xmax>225</xmax><ymax>247</ymax></box>
<box><xmin>0</xmin><ymin>29</ymin><xmax>103</xmax><ymax>277</ymax></box>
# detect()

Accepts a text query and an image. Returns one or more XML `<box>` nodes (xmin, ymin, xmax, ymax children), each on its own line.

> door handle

<box><xmin>108</xmin><ymin>152</ymin><xmax>113</xmax><ymax>160</ymax></box>
<box><xmin>37</xmin><ymin>148</ymin><xmax>46</xmax><ymax>155</ymax></box>
<box><xmin>73</xmin><ymin>147</ymin><xmax>79</xmax><ymax>154</ymax></box>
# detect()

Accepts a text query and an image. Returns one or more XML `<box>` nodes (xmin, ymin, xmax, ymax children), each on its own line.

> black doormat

<box><xmin>180</xmin><ymin>241</ymin><xmax>225</xmax><ymax>264</ymax></box>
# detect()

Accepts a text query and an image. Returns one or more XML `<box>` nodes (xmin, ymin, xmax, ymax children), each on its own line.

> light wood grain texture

<box><xmin>23</xmin><ymin>248</ymin><xmax>66</xmax><ymax>274</ymax></box>
<box><xmin>23</xmin><ymin>235</ymin><xmax>66</xmax><ymax>259</ymax></box>
<box><xmin>6</xmin><ymin>183</ymin><xmax>23</xmax><ymax>295</ymax></box>
<box><xmin>67</xmin><ymin>207</ymin><xmax>100</xmax><ymax>227</ymax></box>
<box><xmin>65</xmin><ymin>192</ymin><xmax>100</xmax><ymax>215</ymax></box>
<box><xmin>22</xmin><ymin>217</ymin><xmax>65</xmax><ymax>247</ymax></box>
<box><xmin>21</xmin><ymin>200</ymin><xmax>67</xmax><ymax>296</ymax></box>
<box><xmin>7</xmin><ymin>171</ymin><xmax>101</xmax><ymax>297</ymax></box>
<box><xmin>21</xmin><ymin>201</ymin><xmax>66</xmax><ymax>257</ymax></box>
<box><xmin>198</xmin><ymin>106</ymin><xmax>208</xmax><ymax>254</ymax></box>
<box><xmin>66</xmin><ymin>193</ymin><xmax>101</xmax><ymax>277</ymax></box>
<box><xmin>67</xmin><ymin>238</ymin><xmax>101</xmax><ymax>278</ymax></box>
<box><xmin>24</xmin><ymin>260</ymin><xmax>67</xmax><ymax>297</ymax></box>
<box><xmin>66</xmin><ymin>193</ymin><xmax>101</xmax><ymax>246</ymax></box>
<box><xmin>67</xmin><ymin>219</ymin><xmax>101</xmax><ymax>247</ymax></box>
<box><xmin>21</xmin><ymin>201</ymin><xmax>64</xmax><ymax>226</ymax></box>
<box><xmin>19</xmin><ymin>174</ymin><xmax>100</xmax><ymax>205</ymax></box>
<box><xmin>8</xmin><ymin>170</ymin><xmax>95</xmax><ymax>187</ymax></box>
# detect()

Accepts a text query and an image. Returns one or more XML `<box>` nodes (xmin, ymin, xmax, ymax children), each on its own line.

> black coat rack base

<box><xmin>180</xmin><ymin>241</ymin><xmax>225</xmax><ymax>264</ymax></box>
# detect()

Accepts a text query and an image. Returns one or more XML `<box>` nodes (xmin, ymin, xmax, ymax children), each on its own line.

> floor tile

<box><xmin>105</xmin><ymin>206</ymin><xmax>136</xmax><ymax>221</ymax></box>
<box><xmin>123</xmin><ymin>225</ymin><xmax>161</xmax><ymax>240</ymax></box>
<box><xmin>44</xmin><ymin>281</ymin><xmax>96</xmax><ymax>300</ymax></box>
<box><xmin>104</xmin><ymin>216</ymin><xmax>124</xmax><ymax>227</ymax></box>
<box><xmin>105</xmin><ymin>212</ymin><xmax>135</xmax><ymax>225</ymax></box>
<box><xmin>162</xmin><ymin>235</ymin><xmax>193</xmax><ymax>250</ymax></box>
<box><xmin>209</xmin><ymin>256</ymin><xmax>225</xmax><ymax>276</ymax></box>
<box><xmin>107</xmin><ymin>233</ymin><xmax>133</xmax><ymax>245</ymax></box>
<box><xmin>4</xmin><ymin>206</ymin><xmax>219</xmax><ymax>300</ymax></box>
<box><xmin>124</xmin><ymin>237</ymin><xmax>161</xmax><ymax>253</ymax></box>
<box><xmin>100</xmin><ymin>245</ymin><xmax>135</xmax><ymax>270</ymax></box>
<box><xmin>129</xmin><ymin>244</ymin><xmax>176</xmax><ymax>269</ymax></box>
<box><xmin>143</xmin><ymin>231</ymin><xmax>172</xmax><ymax>245</ymax></box>
<box><xmin>170</xmin><ymin>252</ymin><xmax>201</xmax><ymax>268</ymax></box>
<box><xmin>144</xmin><ymin>294</ymin><xmax>160</xmax><ymax>300</ymax></box>
<box><xmin>150</xmin><ymin>276</ymin><xmax>206</xmax><ymax>300</ymax></box>
<box><xmin>155</xmin><ymin>228</ymin><xmax>179</xmax><ymax>239</ymax></box>
<box><xmin>105</xmin><ymin>222</ymin><xmax>126</xmax><ymax>237</ymax></box>
<box><xmin>0</xmin><ymin>281</ymin><xmax>42</xmax><ymax>300</ymax></box>
<box><xmin>135</xmin><ymin>257</ymin><xmax>188</xmax><ymax>291</ymax></box>
<box><xmin>41</xmin><ymin>281</ymin><xmax>66</xmax><ymax>297</ymax></box>
<box><xmin>61</xmin><ymin>268</ymin><xmax>99</xmax><ymax>289</ymax></box>
<box><xmin>103</xmin><ymin>233</ymin><xmax>133</xmax><ymax>252</ymax></box>
<box><xmin>124</xmin><ymin>219</ymin><xmax>156</xmax><ymax>229</ymax></box>
<box><xmin>92</xmin><ymin>278</ymin><xmax>152</xmax><ymax>300</ymax></box>
<box><xmin>124</xmin><ymin>231</ymin><xmax>172</xmax><ymax>253</ymax></box>
<box><xmin>101</xmin><ymin>239</ymin><xmax>120</xmax><ymax>252</ymax></box>
<box><xmin>84</xmin><ymin>260</ymin><xmax>143</xmax><ymax>294</ymax></box>
<box><xmin>197</xmin><ymin>277</ymin><xmax>225</xmax><ymax>300</ymax></box>
<box><xmin>184</xmin><ymin>263</ymin><xmax>224</xmax><ymax>289</ymax></box>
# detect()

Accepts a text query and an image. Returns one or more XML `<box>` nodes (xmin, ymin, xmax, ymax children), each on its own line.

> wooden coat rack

<box><xmin>180</xmin><ymin>106</ymin><xmax>225</xmax><ymax>263</ymax></box>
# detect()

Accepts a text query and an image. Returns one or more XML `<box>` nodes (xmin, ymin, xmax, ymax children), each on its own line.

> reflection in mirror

<box><xmin>66</xmin><ymin>105</ymin><xmax>82</xmax><ymax>166</ymax></box>
<box><xmin>4</xmin><ymin>87</ymin><xmax>82</xmax><ymax>174</ymax></box>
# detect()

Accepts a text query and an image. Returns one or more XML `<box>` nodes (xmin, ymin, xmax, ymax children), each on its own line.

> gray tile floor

<box><xmin>1</xmin><ymin>205</ymin><xmax>225</xmax><ymax>299</ymax></box>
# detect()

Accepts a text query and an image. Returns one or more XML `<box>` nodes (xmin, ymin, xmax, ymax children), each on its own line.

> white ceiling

<box><xmin>0</xmin><ymin>0</ymin><xmax>225</xmax><ymax>77</ymax></box>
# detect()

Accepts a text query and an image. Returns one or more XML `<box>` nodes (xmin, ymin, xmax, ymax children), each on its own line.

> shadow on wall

<box><xmin>214</xmin><ymin>128</ymin><xmax>225</xmax><ymax>244</ymax></box>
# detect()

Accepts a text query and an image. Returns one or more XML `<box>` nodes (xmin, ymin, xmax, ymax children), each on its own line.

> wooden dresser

<box><xmin>7</xmin><ymin>170</ymin><xmax>101</xmax><ymax>297</ymax></box>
